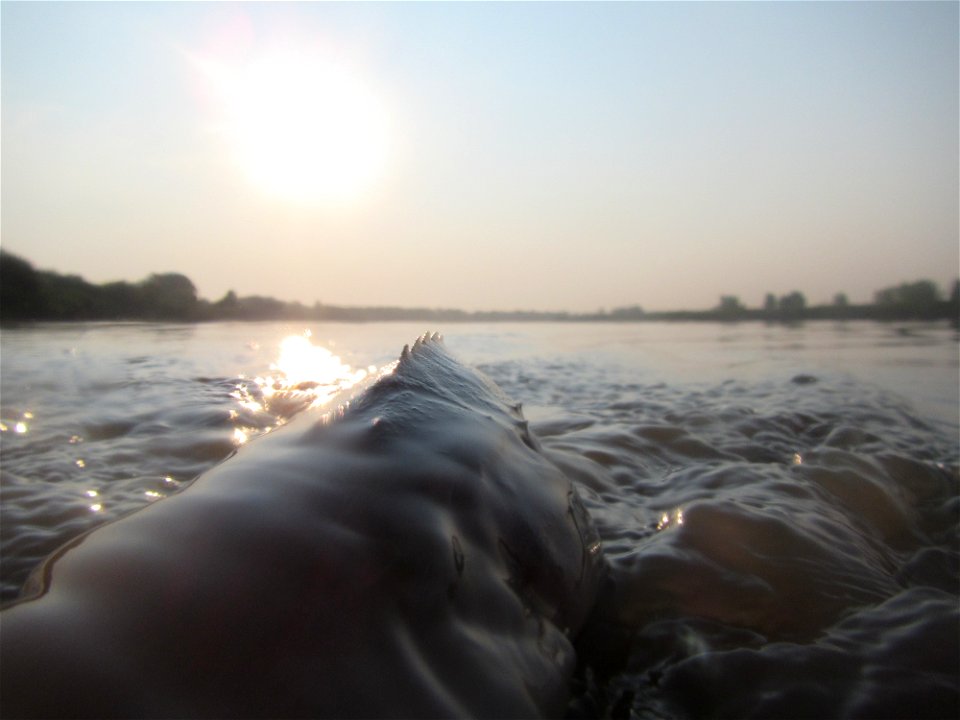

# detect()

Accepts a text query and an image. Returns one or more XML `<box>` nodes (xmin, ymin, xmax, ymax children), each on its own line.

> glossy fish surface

<box><xmin>0</xmin><ymin>333</ymin><xmax>606</xmax><ymax>719</ymax></box>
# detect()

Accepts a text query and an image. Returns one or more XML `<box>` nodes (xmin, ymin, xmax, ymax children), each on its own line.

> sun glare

<box><xmin>227</xmin><ymin>332</ymin><xmax>378</xmax><ymax>446</ymax></box>
<box><xmin>273</xmin><ymin>334</ymin><xmax>362</xmax><ymax>388</ymax></box>
<box><xmin>195</xmin><ymin>46</ymin><xmax>389</xmax><ymax>204</ymax></box>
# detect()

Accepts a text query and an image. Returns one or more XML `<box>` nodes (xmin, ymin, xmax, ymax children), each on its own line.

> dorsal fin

<box><xmin>398</xmin><ymin>332</ymin><xmax>444</xmax><ymax>366</ymax></box>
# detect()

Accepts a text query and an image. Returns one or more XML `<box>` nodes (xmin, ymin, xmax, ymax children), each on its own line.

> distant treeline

<box><xmin>1</xmin><ymin>250</ymin><xmax>957</xmax><ymax>325</ymax></box>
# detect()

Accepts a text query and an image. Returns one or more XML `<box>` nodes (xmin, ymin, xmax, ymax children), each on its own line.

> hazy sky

<box><xmin>2</xmin><ymin>1</ymin><xmax>957</xmax><ymax>312</ymax></box>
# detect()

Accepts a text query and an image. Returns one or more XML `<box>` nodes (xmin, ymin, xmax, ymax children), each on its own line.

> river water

<box><xmin>1</xmin><ymin>320</ymin><xmax>957</xmax><ymax>718</ymax></box>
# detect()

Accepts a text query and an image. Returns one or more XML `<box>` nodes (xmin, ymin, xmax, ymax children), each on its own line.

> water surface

<box><xmin>1</xmin><ymin>320</ymin><xmax>957</xmax><ymax>717</ymax></box>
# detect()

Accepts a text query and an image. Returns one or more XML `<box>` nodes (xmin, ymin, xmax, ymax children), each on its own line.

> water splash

<box><xmin>228</xmin><ymin>331</ymin><xmax>380</xmax><ymax>445</ymax></box>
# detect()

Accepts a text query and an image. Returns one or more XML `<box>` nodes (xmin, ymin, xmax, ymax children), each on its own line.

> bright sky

<box><xmin>2</xmin><ymin>2</ymin><xmax>957</xmax><ymax>312</ymax></box>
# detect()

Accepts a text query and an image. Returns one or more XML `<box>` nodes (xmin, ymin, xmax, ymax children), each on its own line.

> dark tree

<box><xmin>213</xmin><ymin>290</ymin><xmax>240</xmax><ymax>319</ymax></box>
<box><xmin>0</xmin><ymin>251</ymin><xmax>45</xmax><ymax>320</ymax></box>
<box><xmin>717</xmin><ymin>295</ymin><xmax>745</xmax><ymax>318</ymax></box>
<box><xmin>235</xmin><ymin>295</ymin><xmax>287</xmax><ymax>319</ymax></box>
<box><xmin>763</xmin><ymin>293</ymin><xmax>778</xmax><ymax>315</ymax></box>
<box><xmin>100</xmin><ymin>281</ymin><xmax>144</xmax><ymax>319</ymax></box>
<box><xmin>874</xmin><ymin>280</ymin><xmax>941</xmax><ymax>318</ymax></box>
<box><xmin>948</xmin><ymin>279</ymin><xmax>959</xmax><ymax>324</ymax></box>
<box><xmin>610</xmin><ymin>305</ymin><xmax>645</xmax><ymax>320</ymax></box>
<box><xmin>139</xmin><ymin>273</ymin><xmax>199</xmax><ymax>320</ymax></box>
<box><xmin>38</xmin><ymin>272</ymin><xmax>101</xmax><ymax>319</ymax></box>
<box><xmin>779</xmin><ymin>291</ymin><xmax>806</xmax><ymax>318</ymax></box>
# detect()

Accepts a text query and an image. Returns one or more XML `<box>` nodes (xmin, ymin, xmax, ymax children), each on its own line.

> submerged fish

<box><xmin>0</xmin><ymin>333</ymin><xmax>606</xmax><ymax>718</ymax></box>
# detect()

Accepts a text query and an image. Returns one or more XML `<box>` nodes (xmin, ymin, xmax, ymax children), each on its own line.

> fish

<box><xmin>0</xmin><ymin>333</ymin><xmax>606</xmax><ymax>718</ymax></box>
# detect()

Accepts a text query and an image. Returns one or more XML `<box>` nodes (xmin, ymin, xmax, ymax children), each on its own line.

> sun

<box><xmin>196</xmin><ymin>47</ymin><xmax>389</xmax><ymax>204</ymax></box>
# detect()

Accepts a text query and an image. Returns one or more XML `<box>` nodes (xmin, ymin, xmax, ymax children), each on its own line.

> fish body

<box><xmin>0</xmin><ymin>334</ymin><xmax>605</xmax><ymax>718</ymax></box>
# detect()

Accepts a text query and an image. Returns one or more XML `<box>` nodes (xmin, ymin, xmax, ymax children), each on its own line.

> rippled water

<box><xmin>1</xmin><ymin>320</ymin><xmax>957</xmax><ymax>717</ymax></box>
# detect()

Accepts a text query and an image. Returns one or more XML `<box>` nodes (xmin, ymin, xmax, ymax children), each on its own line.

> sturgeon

<box><xmin>0</xmin><ymin>333</ymin><xmax>605</xmax><ymax>718</ymax></box>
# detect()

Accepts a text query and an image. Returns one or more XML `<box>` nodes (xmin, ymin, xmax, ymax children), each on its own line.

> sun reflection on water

<box><xmin>656</xmin><ymin>507</ymin><xmax>685</xmax><ymax>531</ymax></box>
<box><xmin>229</xmin><ymin>331</ymin><xmax>382</xmax><ymax>445</ymax></box>
<box><xmin>1</xmin><ymin>411</ymin><xmax>35</xmax><ymax>435</ymax></box>
<box><xmin>85</xmin><ymin>490</ymin><xmax>102</xmax><ymax>513</ymax></box>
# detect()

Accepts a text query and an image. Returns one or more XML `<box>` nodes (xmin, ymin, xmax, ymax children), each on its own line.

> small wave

<box><xmin>545</xmin><ymin>372</ymin><xmax>958</xmax><ymax>719</ymax></box>
<box><xmin>0</xmin><ymin>324</ymin><xmax>956</xmax><ymax>717</ymax></box>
